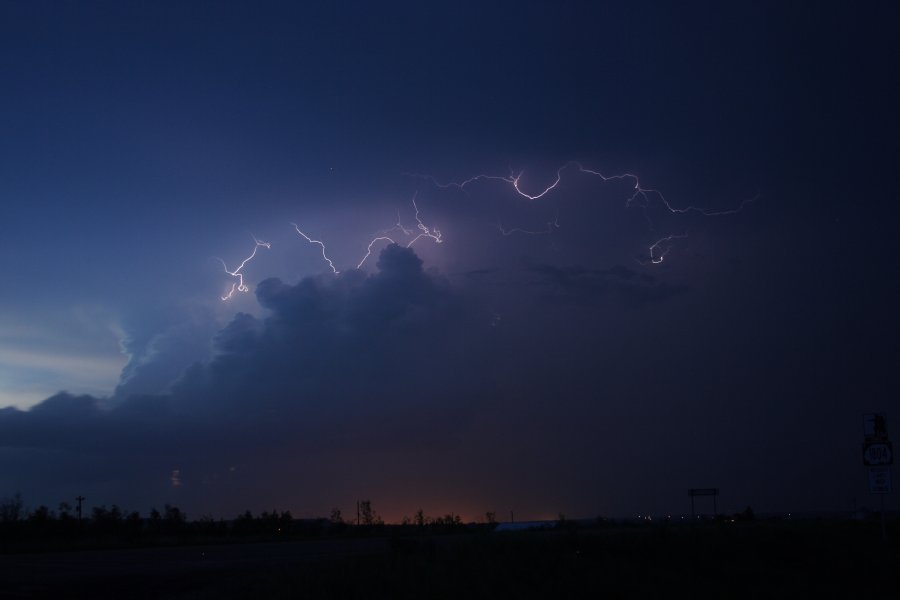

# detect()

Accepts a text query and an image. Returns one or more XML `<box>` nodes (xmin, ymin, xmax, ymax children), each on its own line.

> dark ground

<box><xmin>1</xmin><ymin>520</ymin><xmax>898</xmax><ymax>599</ymax></box>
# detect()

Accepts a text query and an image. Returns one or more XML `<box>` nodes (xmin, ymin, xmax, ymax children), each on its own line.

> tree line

<box><xmin>0</xmin><ymin>493</ymin><xmax>490</xmax><ymax>550</ymax></box>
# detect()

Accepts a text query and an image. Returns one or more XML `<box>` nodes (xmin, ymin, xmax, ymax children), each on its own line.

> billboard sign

<box><xmin>864</xmin><ymin>413</ymin><xmax>888</xmax><ymax>442</ymax></box>
<box><xmin>863</xmin><ymin>441</ymin><xmax>893</xmax><ymax>466</ymax></box>
<box><xmin>869</xmin><ymin>467</ymin><xmax>892</xmax><ymax>494</ymax></box>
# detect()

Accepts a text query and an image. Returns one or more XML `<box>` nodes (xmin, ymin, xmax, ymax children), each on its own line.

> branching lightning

<box><xmin>498</xmin><ymin>212</ymin><xmax>560</xmax><ymax>237</ymax></box>
<box><xmin>215</xmin><ymin>160</ymin><xmax>752</xmax><ymax>300</ymax></box>
<box><xmin>405</xmin><ymin>194</ymin><xmax>443</xmax><ymax>248</ymax></box>
<box><xmin>646</xmin><ymin>233</ymin><xmax>688</xmax><ymax>265</ymax></box>
<box><xmin>356</xmin><ymin>236</ymin><xmax>399</xmax><ymax>270</ymax></box>
<box><xmin>410</xmin><ymin>171</ymin><xmax>563</xmax><ymax>201</ymax></box>
<box><xmin>376</xmin><ymin>210</ymin><xmax>414</xmax><ymax>237</ymax></box>
<box><xmin>292</xmin><ymin>193</ymin><xmax>444</xmax><ymax>272</ymax></box>
<box><xmin>356</xmin><ymin>194</ymin><xmax>443</xmax><ymax>269</ymax></box>
<box><xmin>291</xmin><ymin>223</ymin><xmax>340</xmax><ymax>274</ymax></box>
<box><xmin>216</xmin><ymin>235</ymin><xmax>271</xmax><ymax>301</ymax></box>
<box><xmin>410</xmin><ymin>161</ymin><xmax>756</xmax><ymax>263</ymax></box>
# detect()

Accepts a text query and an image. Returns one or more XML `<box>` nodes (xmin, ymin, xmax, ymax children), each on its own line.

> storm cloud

<box><xmin>0</xmin><ymin>246</ymin><xmax>505</xmax><ymax>515</ymax></box>
<box><xmin>0</xmin><ymin>1</ymin><xmax>895</xmax><ymax>523</ymax></box>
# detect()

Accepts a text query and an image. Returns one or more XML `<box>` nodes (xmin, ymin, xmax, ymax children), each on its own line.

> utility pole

<box><xmin>75</xmin><ymin>496</ymin><xmax>85</xmax><ymax>522</ymax></box>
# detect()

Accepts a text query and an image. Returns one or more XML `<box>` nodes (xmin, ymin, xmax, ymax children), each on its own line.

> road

<box><xmin>0</xmin><ymin>537</ymin><xmax>391</xmax><ymax>598</ymax></box>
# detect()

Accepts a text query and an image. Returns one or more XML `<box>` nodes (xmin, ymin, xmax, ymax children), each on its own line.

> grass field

<box><xmin>2</xmin><ymin>519</ymin><xmax>898</xmax><ymax>598</ymax></box>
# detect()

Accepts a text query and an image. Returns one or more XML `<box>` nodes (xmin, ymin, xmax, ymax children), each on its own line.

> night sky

<box><xmin>0</xmin><ymin>1</ymin><xmax>896</xmax><ymax>521</ymax></box>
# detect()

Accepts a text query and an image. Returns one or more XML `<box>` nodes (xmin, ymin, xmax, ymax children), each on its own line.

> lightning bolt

<box><xmin>646</xmin><ymin>233</ymin><xmax>689</xmax><ymax>265</ymax></box>
<box><xmin>216</xmin><ymin>160</ymin><xmax>749</xmax><ymax>301</ymax></box>
<box><xmin>293</xmin><ymin>193</ymin><xmax>444</xmax><ymax>272</ymax></box>
<box><xmin>291</xmin><ymin>223</ymin><xmax>340</xmax><ymax>274</ymax></box>
<box><xmin>356</xmin><ymin>236</ymin><xmax>399</xmax><ymax>270</ymax></box>
<box><xmin>376</xmin><ymin>209</ymin><xmax>414</xmax><ymax>237</ymax></box>
<box><xmin>498</xmin><ymin>212</ymin><xmax>560</xmax><ymax>236</ymax></box>
<box><xmin>405</xmin><ymin>194</ymin><xmax>443</xmax><ymax>248</ymax></box>
<box><xmin>216</xmin><ymin>235</ymin><xmax>271</xmax><ymax>301</ymax></box>
<box><xmin>353</xmin><ymin>209</ymin><xmax>420</xmax><ymax>269</ymax></box>
<box><xmin>407</xmin><ymin>172</ymin><xmax>561</xmax><ymax>200</ymax></box>
<box><xmin>356</xmin><ymin>193</ymin><xmax>443</xmax><ymax>269</ymax></box>
<box><xmin>410</xmin><ymin>161</ymin><xmax>755</xmax><ymax>263</ymax></box>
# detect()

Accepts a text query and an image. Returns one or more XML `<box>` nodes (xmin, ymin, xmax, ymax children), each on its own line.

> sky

<box><xmin>0</xmin><ymin>1</ymin><xmax>897</xmax><ymax>521</ymax></box>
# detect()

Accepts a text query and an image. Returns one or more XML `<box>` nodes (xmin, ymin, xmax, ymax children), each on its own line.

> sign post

<box><xmin>863</xmin><ymin>413</ymin><xmax>891</xmax><ymax>541</ymax></box>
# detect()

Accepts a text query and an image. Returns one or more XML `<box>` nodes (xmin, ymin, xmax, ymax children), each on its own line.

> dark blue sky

<box><xmin>0</xmin><ymin>1</ymin><xmax>896</xmax><ymax>520</ymax></box>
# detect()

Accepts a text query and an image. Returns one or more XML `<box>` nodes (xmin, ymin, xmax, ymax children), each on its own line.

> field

<box><xmin>1</xmin><ymin>519</ymin><xmax>898</xmax><ymax>599</ymax></box>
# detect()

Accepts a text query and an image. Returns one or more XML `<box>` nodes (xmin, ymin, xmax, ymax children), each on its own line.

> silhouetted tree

<box><xmin>54</xmin><ymin>502</ymin><xmax>78</xmax><ymax>535</ymax></box>
<box><xmin>147</xmin><ymin>507</ymin><xmax>162</xmax><ymax>533</ymax></box>
<box><xmin>485</xmin><ymin>511</ymin><xmax>497</xmax><ymax>525</ymax></box>
<box><xmin>193</xmin><ymin>514</ymin><xmax>218</xmax><ymax>536</ymax></box>
<box><xmin>414</xmin><ymin>508</ymin><xmax>426</xmax><ymax>528</ymax></box>
<box><xmin>359</xmin><ymin>500</ymin><xmax>378</xmax><ymax>526</ymax></box>
<box><xmin>58</xmin><ymin>502</ymin><xmax>72</xmax><ymax>518</ymax></box>
<box><xmin>29</xmin><ymin>505</ymin><xmax>53</xmax><ymax>525</ymax></box>
<box><xmin>0</xmin><ymin>492</ymin><xmax>24</xmax><ymax>523</ymax></box>
<box><xmin>259</xmin><ymin>509</ymin><xmax>292</xmax><ymax>533</ymax></box>
<box><xmin>330</xmin><ymin>507</ymin><xmax>344</xmax><ymax>525</ymax></box>
<box><xmin>91</xmin><ymin>505</ymin><xmax>125</xmax><ymax>535</ymax></box>
<box><xmin>124</xmin><ymin>510</ymin><xmax>143</xmax><ymax>537</ymax></box>
<box><xmin>162</xmin><ymin>504</ymin><xmax>186</xmax><ymax>534</ymax></box>
<box><xmin>164</xmin><ymin>504</ymin><xmax>185</xmax><ymax>524</ymax></box>
<box><xmin>233</xmin><ymin>510</ymin><xmax>255</xmax><ymax>536</ymax></box>
<box><xmin>429</xmin><ymin>514</ymin><xmax>462</xmax><ymax>530</ymax></box>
